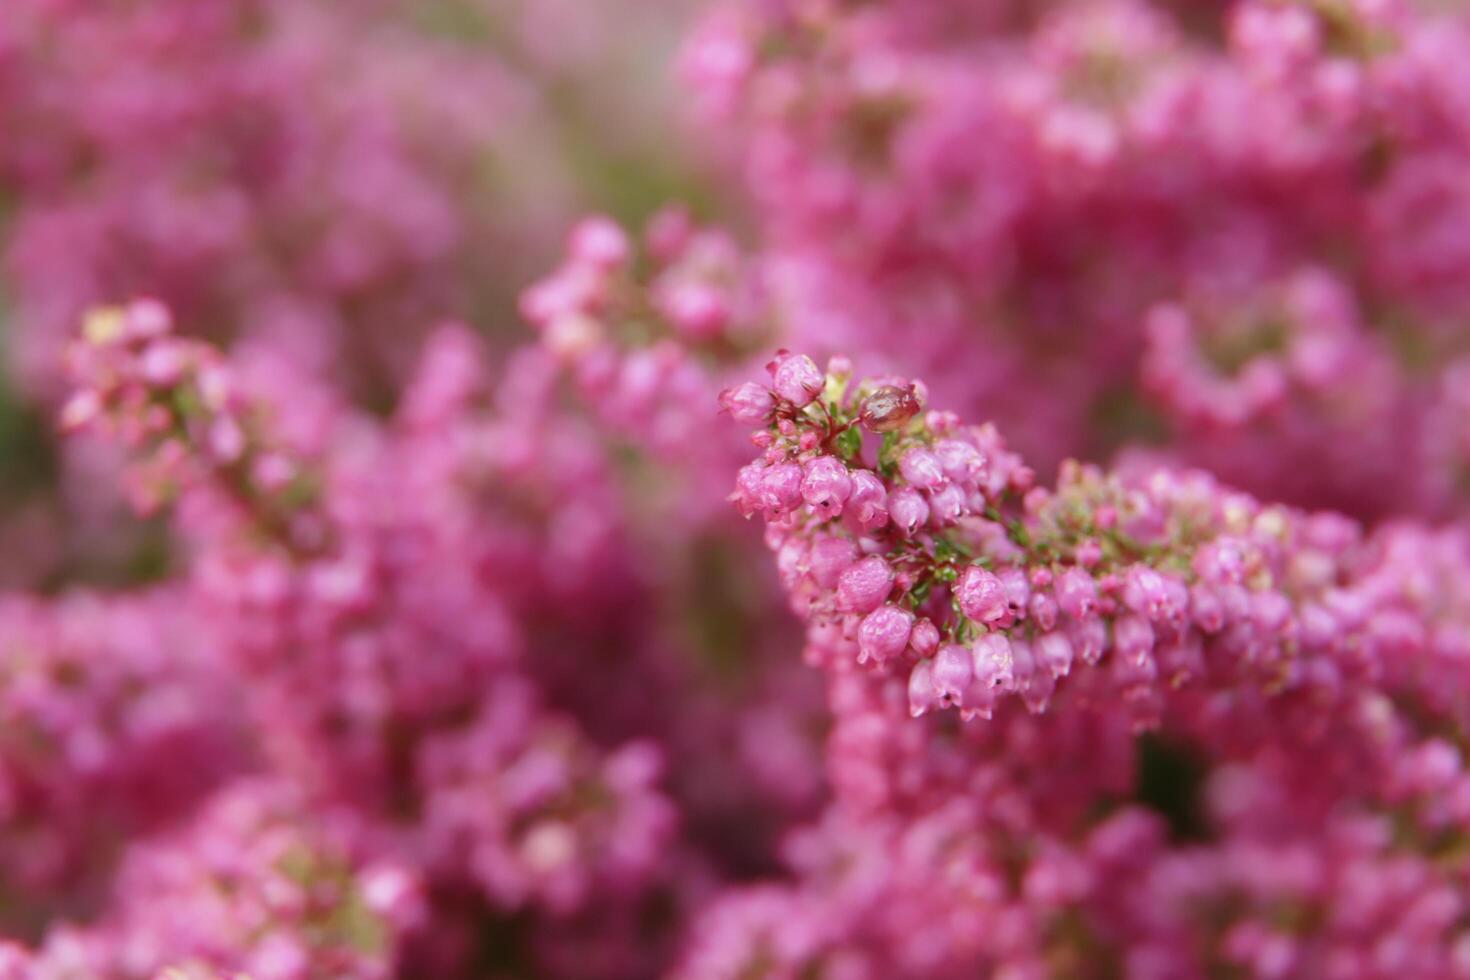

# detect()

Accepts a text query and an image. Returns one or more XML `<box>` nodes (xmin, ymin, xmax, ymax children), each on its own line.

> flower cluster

<box><xmin>49</xmin><ymin>305</ymin><xmax>684</xmax><ymax>976</ymax></box>
<box><xmin>0</xmin><ymin>591</ymin><xmax>237</xmax><ymax>928</ymax></box>
<box><xmin>708</xmin><ymin>352</ymin><xmax>1470</xmax><ymax>976</ymax></box>
<box><xmin>30</xmin><ymin>780</ymin><xmax>422</xmax><ymax>980</ymax></box>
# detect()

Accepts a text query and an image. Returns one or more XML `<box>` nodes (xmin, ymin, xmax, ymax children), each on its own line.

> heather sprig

<box><xmin>61</xmin><ymin>300</ymin><xmax>323</xmax><ymax>552</ymax></box>
<box><xmin>726</xmin><ymin>352</ymin><xmax>1470</xmax><ymax>730</ymax></box>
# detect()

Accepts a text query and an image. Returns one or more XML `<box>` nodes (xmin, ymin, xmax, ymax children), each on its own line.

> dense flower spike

<box><xmin>725</xmin><ymin>352</ymin><xmax>1470</xmax><ymax>726</ymax></box>
<box><xmin>711</xmin><ymin>351</ymin><xmax>1470</xmax><ymax>974</ymax></box>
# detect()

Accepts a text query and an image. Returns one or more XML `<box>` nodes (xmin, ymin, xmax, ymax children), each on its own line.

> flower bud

<box><xmin>858</xmin><ymin>385</ymin><xmax>920</xmax><ymax>432</ymax></box>
<box><xmin>933</xmin><ymin>643</ymin><xmax>973</xmax><ymax>705</ymax></box>
<box><xmin>889</xmin><ymin>488</ymin><xmax>929</xmax><ymax>536</ymax></box>
<box><xmin>908</xmin><ymin>659</ymin><xmax>938</xmax><ymax>718</ymax></box>
<box><xmin>956</xmin><ymin>566</ymin><xmax>1007</xmax><ymax>624</ymax></box>
<box><xmin>768</xmin><ymin>351</ymin><xmax>824</xmax><ymax>407</ymax></box>
<box><xmin>801</xmin><ymin>456</ymin><xmax>853</xmax><ymax>518</ymax></box>
<box><xmin>847</xmin><ymin>469</ymin><xmax>889</xmax><ymax>530</ymax></box>
<box><xmin>719</xmin><ymin>382</ymin><xmax>776</xmax><ymax>424</ymax></box>
<box><xmin>758</xmin><ymin>462</ymin><xmax>804</xmax><ymax>516</ymax></box>
<box><xmin>837</xmin><ymin>556</ymin><xmax>895</xmax><ymax>614</ymax></box>
<box><xmin>898</xmin><ymin>448</ymin><xmax>945</xmax><ymax>490</ymax></box>
<box><xmin>858</xmin><ymin>604</ymin><xmax>915</xmax><ymax>665</ymax></box>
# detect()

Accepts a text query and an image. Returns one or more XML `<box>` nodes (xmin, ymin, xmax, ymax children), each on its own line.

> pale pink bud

<box><xmin>1070</xmin><ymin>617</ymin><xmax>1108</xmax><ymax>665</ymax></box>
<box><xmin>1036</xmin><ymin>631</ymin><xmax>1074</xmax><ymax>679</ymax></box>
<box><xmin>1114</xmin><ymin>614</ymin><xmax>1155</xmax><ymax>659</ymax></box>
<box><xmin>898</xmin><ymin>447</ymin><xmax>945</xmax><ymax>489</ymax></box>
<box><xmin>1056</xmin><ymin>567</ymin><xmax>1098</xmax><ymax>620</ymax></box>
<box><xmin>1123</xmin><ymin>566</ymin><xmax>1170</xmax><ymax>620</ymax></box>
<box><xmin>956</xmin><ymin>566</ymin><xmax>1007</xmax><ymax>624</ymax></box>
<box><xmin>569</xmin><ymin>216</ymin><xmax>630</xmax><ymax>269</ymax></box>
<box><xmin>858</xmin><ymin>604</ymin><xmax>914</xmax><ymax>665</ymax></box>
<box><xmin>933</xmin><ymin>643</ymin><xmax>973</xmax><ymax>705</ymax></box>
<box><xmin>909</xmin><ymin>618</ymin><xmax>940</xmax><ymax>658</ymax></box>
<box><xmin>848</xmin><ymin>469</ymin><xmax>889</xmax><ymax>530</ymax></box>
<box><xmin>837</xmin><ymin>556</ymin><xmax>894</xmax><ymax>614</ymax></box>
<box><xmin>719</xmin><ymin>382</ymin><xmax>775</xmax><ymax>424</ymax></box>
<box><xmin>889</xmin><ymin>487</ymin><xmax>929</xmax><ymax>536</ymax></box>
<box><xmin>801</xmin><ymin>456</ymin><xmax>853</xmax><ymax>518</ymax></box>
<box><xmin>808</xmin><ymin>536</ymin><xmax>859</xmax><ymax>589</ymax></box>
<box><xmin>758</xmin><ymin>462</ymin><xmax>804</xmax><ymax>515</ymax></box>
<box><xmin>927</xmin><ymin>483</ymin><xmax>967</xmax><ymax>526</ymax></box>
<box><xmin>768</xmin><ymin>351</ymin><xmax>824</xmax><ymax>407</ymax></box>
<box><xmin>972</xmin><ymin>632</ymin><xmax>1015</xmax><ymax>691</ymax></box>
<box><xmin>908</xmin><ymin>659</ymin><xmax>938</xmax><ymax>717</ymax></box>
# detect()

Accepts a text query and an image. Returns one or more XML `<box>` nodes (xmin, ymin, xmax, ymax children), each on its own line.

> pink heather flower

<box><xmin>857</xmin><ymin>604</ymin><xmax>914</xmax><ymax>665</ymax></box>
<box><xmin>927</xmin><ymin>483</ymin><xmax>967</xmax><ymax>526</ymax></box>
<box><xmin>931</xmin><ymin>643</ymin><xmax>973</xmax><ymax>705</ymax></box>
<box><xmin>768</xmin><ymin>351</ymin><xmax>824</xmax><ymax>407</ymax></box>
<box><xmin>1035</xmin><ymin>631</ymin><xmax>1075</xmax><ymax>680</ymax></box>
<box><xmin>898</xmin><ymin>447</ymin><xmax>946</xmax><ymax>490</ymax></box>
<box><xmin>837</xmin><ymin>556</ymin><xmax>894</xmax><ymax>614</ymax></box>
<box><xmin>719</xmin><ymin>382</ymin><xmax>776</xmax><ymax>424</ymax></box>
<box><xmin>569</xmin><ymin>216</ymin><xmax>632</xmax><ymax>270</ymax></box>
<box><xmin>758</xmin><ymin>463</ymin><xmax>805</xmax><ymax>516</ymax></box>
<box><xmin>27</xmin><ymin>0</ymin><xmax>1470</xmax><ymax>964</ymax></box>
<box><xmin>1070</xmin><ymin>617</ymin><xmax>1108</xmax><ymax>666</ymax></box>
<box><xmin>935</xmin><ymin>439</ymin><xmax>986</xmax><ymax>483</ymax></box>
<box><xmin>808</xmin><ymin>536</ymin><xmax>859</xmax><ymax>590</ymax></box>
<box><xmin>1113</xmin><ymin>614</ymin><xmax>1156</xmax><ymax>660</ymax></box>
<box><xmin>801</xmin><ymin>456</ymin><xmax>853</xmax><ymax>518</ymax></box>
<box><xmin>1122</xmin><ymin>566</ymin><xmax>1171</xmax><ymax>621</ymax></box>
<box><xmin>1028</xmin><ymin>590</ymin><xmax>1059</xmax><ymax>631</ymax></box>
<box><xmin>956</xmin><ymin>566</ymin><xmax>1007</xmax><ymax>625</ymax></box>
<box><xmin>909</xmin><ymin>618</ymin><xmax>941</xmax><ymax>658</ymax></box>
<box><xmin>888</xmin><ymin>487</ymin><xmax>930</xmax><ymax>536</ymax></box>
<box><xmin>907</xmin><ymin>659</ymin><xmax>938</xmax><ymax>718</ymax></box>
<box><xmin>971</xmin><ymin>633</ymin><xmax>1015</xmax><ymax>692</ymax></box>
<box><xmin>847</xmin><ymin>470</ymin><xmax>889</xmax><ymax>530</ymax></box>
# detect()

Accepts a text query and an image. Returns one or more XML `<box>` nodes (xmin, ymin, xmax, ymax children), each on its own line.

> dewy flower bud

<box><xmin>758</xmin><ymin>462</ymin><xmax>804</xmax><ymax>515</ymax></box>
<box><xmin>1056</xmin><ymin>567</ymin><xmax>1098</xmax><ymax>620</ymax></box>
<box><xmin>768</xmin><ymin>351</ymin><xmax>824</xmax><ymax>407</ymax></box>
<box><xmin>808</xmin><ymin>535</ymin><xmax>859</xmax><ymax>589</ymax></box>
<box><xmin>837</xmin><ymin>556</ymin><xmax>894</xmax><ymax>614</ymax></box>
<box><xmin>932</xmin><ymin>643</ymin><xmax>973</xmax><ymax>705</ymax></box>
<box><xmin>847</xmin><ymin>470</ymin><xmax>889</xmax><ymax>530</ymax></box>
<box><xmin>927</xmin><ymin>483</ymin><xmax>967</xmax><ymax>526</ymax></box>
<box><xmin>1123</xmin><ymin>566</ymin><xmax>1170</xmax><ymax>620</ymax></box>
<box><xmin>935</xmin><ymin>439</ymin><xmax>985</xmax><ymax>482</ymax></box>
<box><xmin>858</xmin><ymin>604</ymin><xmax>915</xmax><ymax>665</ymax></box>
<box><xmin>971</xmin><ymin>633</ymin><xmax>1015</xmax><ymax>691</ymax></box>
<box><xmin>1035</xmin><ymin>631</ymin><xmax>1074</xmax><ymax>679</ymax></box>
<box><xmin>719</xmin><ymin>382</ymin><xmax>775</xmax><ymax>424</ymax></box>
<box><xmin>956</xmin><ymin>566</ymin><xmax>1007</xmax><ymax>624</ymax></box>
<box><xmin>801</xmin><ymin>456</ymin><xmax>853</xmax><ymax>518</ymax></box>
<box><xmin>909</xmin><ymin>618</ymin><xmax>940</xmax><ymax>658</ymax></box>
<box><xmin>908</xmin><ymin>659</ymin><xmax>938</xmax><ymax>718</ymax></box>
<box><xmin>898</xmin><ymin>448</ymin><xmax>946</xmax><ymax>490</ymax></box>
<box><xmin>858</xmin><ymin>385</ymin><xmax>920</xmax><ymax>432</ymax></box>
<box><xmin>889</xmin><ymin>488</ymin><xmax>930</xmax><ymax>536</ymax></box>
